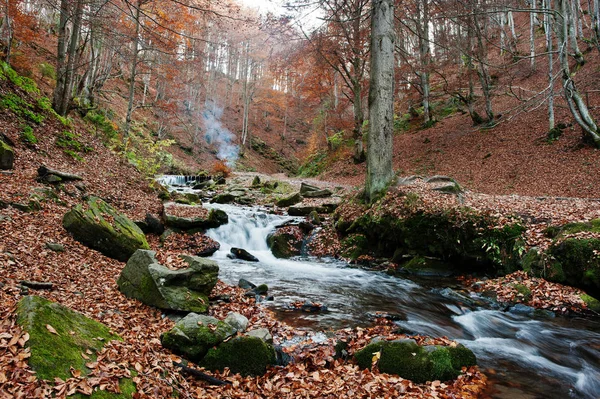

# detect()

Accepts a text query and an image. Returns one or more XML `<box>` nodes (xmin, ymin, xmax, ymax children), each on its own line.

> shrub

<box><xmin>212</xmin><ymin>159</ymin><xmax>231</xmax><ymax>177</ymax></box>
<box><xmin>39</xmin><ymin>63</ymin><xmax>56</xmax><ymax>80</ymax></box>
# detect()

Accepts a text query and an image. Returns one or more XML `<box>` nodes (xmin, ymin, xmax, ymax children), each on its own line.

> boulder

<box><xmin>354</xmin><ymin>340</ymin><xmax>476</xmax><ymax>383</ymax></box>
<box><xmin>193</xmin><ymin>179</ymin><xmax>215</xmax><ymax>190</ymax></box>
<box><xmin>251</xmin><ymin>176</ymin><xmax>261</xmax><ymax>187</ymax></box>
<box><xmin>230</xmin><ymin>247</ymin><xmax>259</xmax><ymax>262</ymax></box>
<box><xmin>267</xmin><ymin>226</ymin><xmax>303</xmax><ymax>258</ymax></box>
<box><xmin>307</xmin><ymin>210</ymin><xmax>321</xmax><ymax>225</ymax></box>
<box><xmin>300</xmin><ymin>183</ymin><xmax>320</xmax><ymax>195</ymax></box>
<box><xmin>0</xmin><ymin>140</ymin><xmax>14</xmax><ymax>170</ymax></box>
<box><xmin>210</xmin><ymin>193</ymin><xmax>236</xmax><ymax>204</ymax></box>
<box><xmin>117</xmin><ymin>250</ymin><xmax>218</xmax><ymax>313</ymax></box>
<box><xmin>161</xmin><ymin>313</ymin><xmax>237</xmax><ymax>361</ymax></box>
<box><xmin>164</xmin><ymin>208</ymin><xmax>228</xmax><ymax>230</ymax></box>
<box><xmin>63</xmin><ymin>196</ymin><xmax>149</xmax><ymax>261</ymax></box>
<box><xmin>288</xmin><ymin>205</ymin><xmax>317</xmax><ymax>217</ymax></box>
<box><xmin>276</xmin><ymin>193</ymin><xmax>303</xmax><ymax>207</ymax></box>
<box><xmin>16</xmin><ymin>296</ymin><xmax>124</xmax><ymax>384</ymax></box>
<box><xmin>303</xmin><ymin>189</ymin><xmax>332</xmax><ymax>198</ymax></box>
<box><xmin>224</xmin><ymin>312</ymin><xmax>249</xmax><ymax>332</ymax></box>
<box><xmin>145</xmin><ymin>213</ymin><xmax>165</xmax><ymax>235</ymax></box>
<box><xmin>200</xmin><ymin>336</ymin><xmax>277</xmax><ymax>376</ymax></box>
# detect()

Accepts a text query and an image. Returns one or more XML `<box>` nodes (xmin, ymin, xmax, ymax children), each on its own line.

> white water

<box><xmin>201</xmin><ymin>202</ymin><xmax>600</xmax><ymax>398</ymax></box>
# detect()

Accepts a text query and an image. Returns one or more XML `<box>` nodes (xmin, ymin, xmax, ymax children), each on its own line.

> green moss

<box><xmin>200</xmin><ymin>336</ymin><xmax>276</xmax><ymax>376</ymax></box>
<box><xmin>71</xmin><ymin>376</ymin><xmax>136</xmax><ymax>399</ymax></box>
<box><xmin>429</xmin><ymin>347</ymin><xmax>459</xmax><ymax>381</ymax></box>
<box><xmin>161</xmin><ymin>315</ymin><xmax>237</xmax><ymax>361</ymax></box>
<box><xmin>548</xmin><ymin>238</ymin><xmax>600</xmax><ymax>293</ymax></box>
<box><xmin>16</xmin><ymin>296</ymin><xmax>120</xmax><ymax>381</ymax></box>
<box><xmin>446</xmin><ymin>345</ymin><xmax>477</xmax><ymax>370</ymax></box>
<box><xmin>512</xmin><ymin>283</ymin><xmax>532</xmax><ymax>301</ymax></box>
<box><xmin>1</xmin><ymin>93</ymin><xmax>44</xmax><ymax>124</ymax></box>
<box><xmin>0</xmin><ymin>61</ymin><xmax>40</xmax><ymax>94</ymax></box>
<box><xmin>355</xmin><ymin>341</ymin><xmax>475</xmax><ymax>383</ymax></box>
<box><xmin>580</xmin><ymin>294</ymin><xmax>600</xmax><ymax>312</ymax></box>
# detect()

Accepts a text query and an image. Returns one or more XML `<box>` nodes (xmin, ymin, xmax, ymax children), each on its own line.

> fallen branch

<box><xmin>173</xmin><ymin>362</ymin><xmax>231</xmax><ymax>386</ymax></box>
<box><xmin>38</xmin><ymin>165</ymin><xmax>83</xmax><ymax>181</ymax></box>
<box><xmin>19</xmin><ymin>280</ymin><xmax>54</xmax><ymax>290</ymax></box>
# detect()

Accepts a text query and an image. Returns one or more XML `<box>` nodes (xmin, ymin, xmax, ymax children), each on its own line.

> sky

<box><xmin>238</xmin><ymin>0</ymin><xmax>324</xmax><ymax>31</ymax></box>
<box><xmin>238</xmin><ymin>0</ymin><xmax>286</xmax><ymax>15</ymax></box>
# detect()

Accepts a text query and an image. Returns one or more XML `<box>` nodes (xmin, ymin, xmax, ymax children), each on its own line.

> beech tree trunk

<box><xmin>556</xmin><ymin>0</ymin><xmax>600</xmax><ymax>146</ymax></box>
<box><xmin>125</xmin><ymin>0</ymin><xmax>142</xmax><ymax>135</ymax></box>
<box><xmin>366</xmin><ymin>0</ymin><xmax>395</xmax><ymax>203</ymax></box>
<box><xmin>53</xmin><ymin>0</ymin><xmax>84</xmax><ymax>116</ymax></box>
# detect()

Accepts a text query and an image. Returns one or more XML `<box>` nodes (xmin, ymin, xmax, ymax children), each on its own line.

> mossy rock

<box><xmin>580</xmin><ymin>294</ymin><xmax>600</xmax><ymax>312</ymax></box>
<box><xmin>161</xmin><ymin>313</ymin><xmax>237</xmax><ymax>361</ymax></box>
<box><xmin>511</xmin><ymin>283</ymin><xmax>532</xmax><ymax>302</ymax></box>
<box><xmin>267</xmin><ymin>227</ymin><xmax>303</xmax><ymax>258</ymax></box>
<box><xmin>354</xmin><ymin>341</ymin><xmax>475</xmax><ymax>383</ymax></box>
<box><xmin>275</xmin><ymin>192</ymin><xmax>303</xmax><ymax>207</ymax></box>
<box><xmin>0</xmin><ymin>139</ymin><xmax>14</xmax><ymax>170</ymax></box>
<box><xmin>164</xmin><ymin>208</ymin><xmax>228</xmax><ymax>230</ymax></box>
<box><xmin>210</xmin><ymin>193</ymin><xmax>236</xmax><ymax>204</ymax></box>
<box><xmin>200</xmin><ymin>336</ymin><xmax>276</xmax><ymax>376</ymax></box>
<box><xmin>63</xmin><ymin>196</ymin><xmax>149</xmax><ymax>261</ymax></box>
<box><xmin>544</xmin><ymin>219</ymin><xmax>600</xmax><ymax>239</ymax></box>
<box><xmin>547</xmin><ymin>238</ymin><xmax>600</xmax><ymax>296</ymax></box>
<box><xmin>16</xmin><ymin>296</ymin><xmax>120</xmax><ymax>380</ymax></box>
<box><xmin>117</xmin><ymin>250</ymin><xmax>217</xmax><ymax>312</ymax></box>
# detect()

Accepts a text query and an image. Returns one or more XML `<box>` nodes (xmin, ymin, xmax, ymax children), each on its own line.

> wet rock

<box><xmin>117</xmin><ymin>250</ymin><xmax>218</xmax><ymax>313</ymax></box>
<box><xmin>238</xmin><ymin>278</ymin><xmax>257</xmax><ymax>290</ymax></box>
<box><xmin>307</xmin><ymin>210</ymin><xmax>321</xmax><ymax>225</ymax></box>
<box><xmin>230</xmin><ymin>247</ymin><xmax>259</xmax><ymax>262</ymax></box>
<box><xmin>267</xmin><ymin>226</ymin><xmax>303</xmax><ymax>258</ymax></box>
<box><xmin>509</xmin><ymin>304</ymin><xmax>535</xmax><ymax>316</ymax></box>
<box><xmin>398</xmin><ymin>256</ymin><xmax>455</xmax><ymax>277</ymax></box>
<box><xmin>366</xmin><ymin>312</ymin><xmax>407</xmax><ymax>322</ymax></box>
<box><xmin>288</xmin><ymin>205</ymin><xmax>317</xmax><ymax>217</ymax></box>
<box><xmin>63</xmin><ymin>196</ymin><xmax>149</xmax><ymax>261</ymax></box>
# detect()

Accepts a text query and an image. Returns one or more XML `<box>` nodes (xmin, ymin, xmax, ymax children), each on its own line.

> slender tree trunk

<box><xmin>546</xmin><ymin>0</ymin><xmax>555</xmax><ymax>130</ymax></box>
<box><xmin>417</xmin><ymin>0</ymin><xmax>431</xmax><ymax>124</ymax></box>
<box><xmin>530</xmin><ymin>0</ymin><xmax>537</xmax><ymax>70</ymax></box>
<box><xmin>2</xmin><ymin>0</ymin><xmax>13</xmax><ymax>63</ymax></box>
<box><xmin>125</xmin><ymin>0</ymin><xmax>142</xmax><ymax>135</ymax></box>
<box><xmin>366</xmin><ymin>0</ymin><xmax>395</xmax><ymax>202</ymax></box>
<box><xmin>53</xmin><ymin>0</ymin><xmax>69</xmax><ymax>114</ymax></box>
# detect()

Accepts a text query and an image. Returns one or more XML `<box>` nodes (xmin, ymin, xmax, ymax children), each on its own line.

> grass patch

<box><xmin>56</xmin><ymin>130</ymin><xmax>93</xmax><ymax>161</ymax></box>
<box><xmin>85</xmin><ymin>109</ymin><xmax>119</xmax><ymax>141</ymax></box>
<box><xmin>0</xmin><ymin>61</ymin><xmax>40</xmax><ymax>94</ymax></box>
<box><xmin>21</xmin><ymin>125</ymin><xmax>37</xmax><ymax>144</ymax></box>
<box><xmin>0</xmin><ymin>93</ymin><xmax>44</xmax><ymax>124</ymax></box>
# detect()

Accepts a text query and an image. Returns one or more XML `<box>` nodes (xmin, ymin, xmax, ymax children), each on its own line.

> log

<box><xmin>173</xmin><ymin>362</ymin><xmax>231</xmax><ymax>386</ymax></box>
<box><xmin>38</xmin><ymin>165</ymin><xmax>83</xmax><ymax>181</ymax></box>
<box><xmin>19</xmin><ymin>280</ymin><xmax>54</xmax><ymax>290</ymax></box>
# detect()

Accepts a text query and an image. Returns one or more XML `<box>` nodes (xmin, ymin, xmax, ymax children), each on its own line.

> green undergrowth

<box><xmin>56</xmin><ymin>130</ymin><xmax>93</xmax><ymax>161</ymax></box>
<box><xmin>0</xmin><ymin>61</ymin><xmax>40</xmax><ymax>94</ymax></box>
<box><xmin>85</xmin><ymin>109</ymin><xmax>119</xmax><ymax>141</ymax></box>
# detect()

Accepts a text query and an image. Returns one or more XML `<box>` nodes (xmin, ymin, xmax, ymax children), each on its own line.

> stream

<box><xmin>202</xmin><ymin>203</ymin><xmax>600</xmax><ymax>399</ymax></box>
<box><xmin>158</xmin><ymin>174</ymin><xmax>600</xmax><ymax>399</ymax></box>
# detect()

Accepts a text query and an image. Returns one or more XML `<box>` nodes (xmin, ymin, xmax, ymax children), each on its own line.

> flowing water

<box><xmin>197</xmin><ymin>202</ymin><xmax>600</xmax><ymax>398</ymax></box>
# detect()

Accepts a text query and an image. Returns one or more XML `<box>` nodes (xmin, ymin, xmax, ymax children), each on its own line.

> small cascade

<box><xmin>157</xmin><ymin>175</ymin><xmax>210</xmax><ymax>187</ymax></box>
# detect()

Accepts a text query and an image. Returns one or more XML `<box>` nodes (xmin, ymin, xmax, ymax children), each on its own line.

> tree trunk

<box><xmin>557</xmin><ymin>0</ymin><xmax>600</xmax><ymax>146</ymax></box>
<box><xmin>530</xmin><ymin>0</ymin><xmax>537</xmax><ymax>71</ymax></box>
<box><xmin>1</xmin><ymin>0</ymin><xmax>13</xmax><ymax>63</ymax></box>
<box><xmin>545</xmin><ymin>0</ymin><xmax>555</xmax><ymax>130</ymax></box>
<box><xmin>125</xmin><ymin>0</ymin><xmax>142</xmax><ymax>135</ymax></box>
<box><xmin>366</xmin><ymin>0</ymin><xmax>395</xmax><ymax>203</ymax></box>
<box><xmin>52</xmin><ymin>0</ymin><xmax>69</xmax><ymax>115</ymax></box>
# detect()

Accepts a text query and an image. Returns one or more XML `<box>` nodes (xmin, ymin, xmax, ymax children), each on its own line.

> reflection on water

<box><xmin>204</xmin><ymin>203</ymin><xmax>600</xmax><ymax>399</ymax></box>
